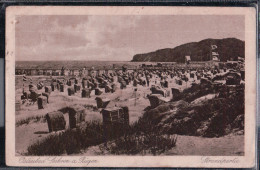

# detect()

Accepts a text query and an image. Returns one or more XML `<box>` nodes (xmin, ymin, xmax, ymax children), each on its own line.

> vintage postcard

<box><xmin>5</xmin><ymin>6</ymin><xmax>256</xmax><ymax>167</ymax></box>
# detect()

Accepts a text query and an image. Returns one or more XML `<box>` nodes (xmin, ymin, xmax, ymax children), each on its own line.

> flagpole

<box><xmin>210</xmin><ymin>42</ymin><xmax>212</xmax><ymax>61</ymax></box>
<box><xmin>23</xmin><ymin>74</ymin><xmax>25</xmax><ymax>93</ymax></box>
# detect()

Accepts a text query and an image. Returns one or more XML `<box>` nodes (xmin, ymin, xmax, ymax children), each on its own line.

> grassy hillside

<box><xmin>132</xmin><ymin>38</ymin><xmax>244</xmax><ymax>62</ymax></box>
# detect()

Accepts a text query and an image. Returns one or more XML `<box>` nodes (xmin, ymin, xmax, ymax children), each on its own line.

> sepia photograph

<box><xmin>5</xmin><ymin>6</ymin><xmax>256</xmax><ymax>167</ymax></box>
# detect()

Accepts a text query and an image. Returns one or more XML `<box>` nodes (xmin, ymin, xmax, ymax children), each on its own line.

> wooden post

<box><xmin>134</xmin><ymin>88</ymin><xmax>137</xmax><ymax>106</ymax></box>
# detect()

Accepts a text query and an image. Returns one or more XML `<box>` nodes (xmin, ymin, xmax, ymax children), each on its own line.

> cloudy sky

<box><xmin>15</xmin><ymin>15</ymin><xmax>244</xmax><ymax>61</ymax></box>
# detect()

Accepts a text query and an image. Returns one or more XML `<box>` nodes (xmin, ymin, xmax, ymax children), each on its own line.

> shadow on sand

<box><xmin>34</xmin><ymin>131</ymin><xmax>49</xmax><ymax>134</ymax></box>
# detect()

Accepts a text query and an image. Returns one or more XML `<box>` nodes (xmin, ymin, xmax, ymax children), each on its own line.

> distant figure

<box><xmin>146</xmin><ymin>76</ymin><xmax>150</xmax><ymax>87</ymax></box>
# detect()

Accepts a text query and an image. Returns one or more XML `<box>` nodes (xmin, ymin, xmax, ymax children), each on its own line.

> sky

<box><xmin>15</xmin><ymin>15</ymin><xmax>245</xmax><ymax>61</ymax></box>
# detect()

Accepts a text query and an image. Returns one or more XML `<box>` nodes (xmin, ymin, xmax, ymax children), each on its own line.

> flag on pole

<box><xmin>23</xmin><ymin>75</ymin><xmax>27</xmax><ymax>81</ymax></box>
<box><xmin>212</xmin><ymin>52</ymin><xmax>219</xmax><ymax>56</ymax></box>
<box><xmin>211</xmin><ymin>45</ymin><xmax>218</xmax><ymax>50</ymax></box>
<box><xmin>212</xmin><ymin>56</ymin><xmax>220</xmax><ymax>61</ymax></box>
<box><xmin>29</xmin><ymin>77</ymin><xmax>33</xmax><ymax>84</ymax></box>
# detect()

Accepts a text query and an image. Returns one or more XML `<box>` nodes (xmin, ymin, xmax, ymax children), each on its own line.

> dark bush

<box><xmin>27</xmin><ymin>134</ymin><xmax>65</xmax><ymax>155</ymax></box>
<box><xmin>27</xmin><ymin>121</ymin><xmax>103</xmax><ymax>155</ymax></box>
<box><xmin>145</xmin><ymin>83</ymin><xmax>244</xmax><ymax>138</ymax></box>
<box><xmin>171</xmin><ymin>83</ymin><xmax>214</xmax><ymax>102</ymax></box>
<box><xmin>106</xmin><ymin>121</ymin><xmax>178</xmax><ymax>155</ymax></box>
<box><xmin>108</xmin><ymin>133</ymin><xmax>177</xmax><ymax>155</ymax></box>
<box><xmin>16</xmin><ymin>115</ymin><xmax>46</xmax><ymax>127</ymax></box>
